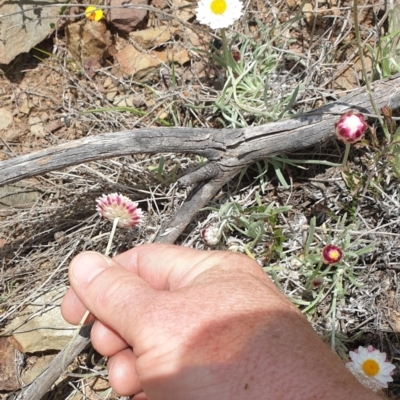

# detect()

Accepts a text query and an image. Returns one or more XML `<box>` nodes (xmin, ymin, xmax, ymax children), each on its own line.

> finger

<box><xmin>61</xmin><ymin>287</ymin><xmax>95</xmax><ymax>325</ymax></box>
<box><xmin>67</xmin><ymin>251</ymin><xmax>161</xmax><ymax>345</ymax></box>
<box><xmin>108</xmin><ymin>348</ymin><xmax>141</xmax><ymax>396</ymax></box>
<box><xmin>62</xmin><ymin>244</ymin><xmax>215</xmax><ymax>326</ymax></box>
<box><xmin>131</xmin><ymin>393</ymin><xmax>148</xmax><ymax>400</ymax></box>
<box><xmin>91</xmin><ymin>319</ymin><xmax>129</xmax><ymax>357</ymax></box>
<box><xmin>113</xmin><ymin>243</ymin><xmax>266</xmax><ymax>290</ymax></box>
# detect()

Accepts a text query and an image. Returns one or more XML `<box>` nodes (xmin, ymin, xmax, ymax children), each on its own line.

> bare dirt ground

<box><xmin>2</xmin><ymin>0</ymin><xmax>400</xmax><ymax>399</ymax></box>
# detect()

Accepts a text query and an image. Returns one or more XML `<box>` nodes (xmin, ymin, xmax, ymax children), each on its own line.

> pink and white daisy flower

<box><xmin>96</xmin><ymin>193</ymin><xmax>143</xmax><ymax>228</ymax></box>
<box><xmin>335</xmin><ymin>111</ymin><xmax>367</xmax><ymax>144</ymax></box>
<box><xmin>321</xmin><ymin>244</ymin><xmax>343</xmax><ymax>265</ymax></box>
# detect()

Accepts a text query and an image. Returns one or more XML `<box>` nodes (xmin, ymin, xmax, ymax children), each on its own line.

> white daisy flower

<box><xmin>345</xmin><ymin>345</ymin><xmax>395</xmax><ymax>392</ymax></box>
<box><xmin>196</xmin><ymin>0</ymin><xmax>244</xmax><ymax>30</ymax></box>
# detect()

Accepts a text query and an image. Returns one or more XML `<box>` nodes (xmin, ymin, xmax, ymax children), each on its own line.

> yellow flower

<box><xmin>85</xmin><ymin>6</ymin><xmax>103</xmax><ymax>21</ymax></box>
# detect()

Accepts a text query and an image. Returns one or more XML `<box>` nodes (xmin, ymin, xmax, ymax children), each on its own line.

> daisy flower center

<box><xmin>210</xmin><ymin>0</ymin><xmax>227</xmax><ymax>15</ymax></box>
<box><xmin>329</xmin><ymin>249</ymin><xmax>340</xmax><ymax>261</ymax></box>
<box><xmin>362</xmin><ymin>359</ymin><xmax>380</xmax><ymax>377</ymax></box>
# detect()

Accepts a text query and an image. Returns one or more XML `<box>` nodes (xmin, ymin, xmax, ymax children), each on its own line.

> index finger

<box><xmin>112</xmin><ymin>243</ymin><xmax>238</xmax><ymax>290</ymax></box>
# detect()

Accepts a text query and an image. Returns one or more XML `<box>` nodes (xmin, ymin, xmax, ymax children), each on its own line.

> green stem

<box><xmin>342</xmin><ymin>143</ymin><xmax>351</xmax><ymax>167</ymax></box>
<box><xmin>330</xmin><ymin>282</ymin><xmax>338</xmax><ymax>350</ymax></box>
<box><xmin>220</xmin><ymin>28</ymin><xmax>232</xmax><ymax>68</ymax></box>
<box><xmin>353</xmin><ymin>0</ymin><xmax>388</xmax><ymax>138</ymax></box>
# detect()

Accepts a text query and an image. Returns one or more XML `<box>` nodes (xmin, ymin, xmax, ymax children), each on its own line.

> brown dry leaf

<box><xmin>129</xmin><ymin>26</ymin><xmax>179</xmax><ymax>49</ymax></box>
<box><xmin>115</xmin><ymin>45</ymin><xmax>167</xmax><ymax>77</ymax></box>
<box><xmin>341</xmin><ymin>169</ymin><xmax>361</xmax><ymax>195</ymax></box>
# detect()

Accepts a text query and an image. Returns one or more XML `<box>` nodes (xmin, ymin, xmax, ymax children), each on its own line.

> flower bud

<box><xmin>321</xmin><ymin>244</ymin><xmax>343</xmax><ymax>265</ymax></box>
<box><xmin>381</xmin><ymin>105</ymin><xmax>392</xmax><ymax>118</ymax></box>
<box><xmin>201</xmin><ymin>226</ymin><xmax>221</xmax><ymax>246</ymax></box>
<box><xmin>335</xmin><ymin>111</ymin><xmax>367</xmax><ymax>144</ymax></box>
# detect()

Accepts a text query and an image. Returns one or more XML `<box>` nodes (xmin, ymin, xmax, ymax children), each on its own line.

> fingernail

<box><xmin>71</xmin><ymin>252</ymin><xmax>111</xmax><ymax>285</ymax></box>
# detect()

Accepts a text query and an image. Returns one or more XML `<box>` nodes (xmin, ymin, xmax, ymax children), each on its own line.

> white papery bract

<box><xmin>346</xmin><ymin>345</ymin><xmax>395</xmax><ymax>392</ymax></box>
<box><xmin>96</xmin><ymin>193</ymin><xmax>143</xmax><ymax>228</ymax></box>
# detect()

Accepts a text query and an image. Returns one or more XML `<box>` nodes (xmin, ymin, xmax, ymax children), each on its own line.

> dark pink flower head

<box><xmin>335</xmin><ymin>111</ymin><xmax>367</xmax><ymax>144</ymax></box>
<box><xmin>321</xmin><ymin>244</ymin><xmax>343</xmax><ymax>265</ymax></box>
<box><xmin>96</xmin><ymin>193</ymin><xmax>143</xmax><ymax>228</ymax></box>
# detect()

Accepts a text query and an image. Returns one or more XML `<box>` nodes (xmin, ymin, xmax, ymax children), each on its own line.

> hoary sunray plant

<box><xmin>279</xmin><ymin>215</ymin><xmax>375</xmax><ymax>354</ymax></box>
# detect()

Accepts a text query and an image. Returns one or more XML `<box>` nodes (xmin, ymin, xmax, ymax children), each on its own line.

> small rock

<box><xmin>109</xmin><ymin>0</ymin><xmax>149</xmax><ymax>34</ymax></box>
<box><xmin>0</xmin><ymin>179</ymin><xmax>42</xmax><ymax>208</ymax></box>
<box><xmin>166</xmin><ymin>46</ymin><xmax>190</xmax><ymax>65</ymax></box>
<box><xmin>113</xmin><ymin>95</ymin><xmax>128</xmax><ymax>106</ymax></box>
<box><xmin>129</xmin><ymin>95</ymin><xmax>145</xmax><ymax>107</ymax></box>
<box><xmin>152</xmin><ymin>0</ymin><xmax>167</xmax><ymax>8</ymax></box>
<box><xmin>0</xmin><ymin>108</ymin><xmax>13</xmax><ymax>131</ymax></box>
<box><xmin>106</xmin><ymin>89</ymin><xmax>119</xmax><ymax>101</ymax></box>
<box><xmin>2</xmin><ymin>129</ymin><xmax>22</xmax><ymax>141</ymax></box>
<box><xmin>66</xmin><ymin>19</ymin><xmax>111</xmax><ymax>62</ymax></box>
<box><xmin>171</xmin><ymin>0</ymin><xmax>195</xmax><ymax>25</ymax></box>
<box><xmin>44</xmin><ymin>120</ymin><xmax>64</xmax><ymax>133</ymax></box>
<box><xmin>0</xmin><ymin>337</ymin><xmax>22</xmax><ymax>391</ymax></box>
<box><xmin>0</xmin><ymin>0</ymin><xmax>58</xmax><ymax>64</ymax></box>
<box><xmin>22</xmin><ymin>355</ymin><xmax>56</xmax><ymax>384</ymax></box>
<box><xmin>103</xmin><ymin>76</ymin><xmax>114</xmax><ymax>89</ymax></box>
<box><xmin>19</xmin><ymin>99</ymin><xmax>32</xmax><ymax>115</ymax></box>
<box><xmin>286</xmin><ymin>0</ymin><xmax>301</xmax><ymax>9</ymax></box>
<box><xmin>5</xmin><ymin>287</ymin><xmax>75</xmax><ymax>353</ymax></box>
<box><xmin>29</xmin><ymin>116</ymin><xmax>45</xmax><ymax>137</ymax></box>
<box><xmin>302</xmin><ymin>3</ymin><xmax>314</xmax><ymax>26</ymax></box>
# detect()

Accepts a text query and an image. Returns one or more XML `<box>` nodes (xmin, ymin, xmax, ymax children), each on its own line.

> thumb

<box><xmin>68</xmin><ymin>251</ymin><xmax>154</xmax><ymax>342</ymax></box>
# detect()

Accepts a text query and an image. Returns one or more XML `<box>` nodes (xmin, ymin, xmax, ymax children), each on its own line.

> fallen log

<box><xmin>2</xmin><ymin>74</ymin><xmax>400</xmax><ymax>243</ymax></box>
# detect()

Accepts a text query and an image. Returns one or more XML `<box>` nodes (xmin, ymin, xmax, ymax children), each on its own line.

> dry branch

<box><xmin>2</xmin><ymin>74</ymin><xmax>400</xmax><ymax>244</ymax></box>
<box><xmin>6</xmin><ymin>74</ymin><xmax>400</xmax><ymax>399</ymax></box>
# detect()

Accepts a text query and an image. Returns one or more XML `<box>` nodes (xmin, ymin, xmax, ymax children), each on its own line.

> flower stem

<box><xmin>62</xmin><ymin>217</ymin><xmax>120</xmax><ymax>370</ymax></box>
<box><xmin>342</xmin><ymin>143</ymin><xmax>351</xmax><ymax>167</ymax></box>
<box><xmin>353</xmin><ymin>0</ymin><xmax>388</xmax><ymax>138</ymax></box>
<box><xmin>105</xmin><ymin>217</ymin><xmax>119</xmax><ymax>256</ymax></box>
<box><xmin>220</xmin><ymin>28</ymin><xmax>232</xmax><ymax>68</ymax></box>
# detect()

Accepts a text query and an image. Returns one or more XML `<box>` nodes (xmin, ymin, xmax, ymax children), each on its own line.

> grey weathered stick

<box><xmin>1</xmin><ymin>74</ymin><xmax>400</xmax><ymax>188</ymax></box>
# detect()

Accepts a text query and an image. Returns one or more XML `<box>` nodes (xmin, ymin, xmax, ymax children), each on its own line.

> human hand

<box><xmin>61</xmin><ymin>244</ymin><xmax>379</xmax><ymax>400</ymax></box>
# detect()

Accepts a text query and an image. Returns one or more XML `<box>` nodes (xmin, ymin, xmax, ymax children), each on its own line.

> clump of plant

<box><xmin>201</xmin><ymin>192</ymin><xmax>290</xmax><ymax>261</ymax></box>
<box><xmin>194</xmin><ymin>0</ymin><xmax>302</xmax><ymax>128</ymax></box>
<box><xmin>286</xmin><ymin>215</ymin><xmax>375</xmax><ymax>350</ymax></box>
